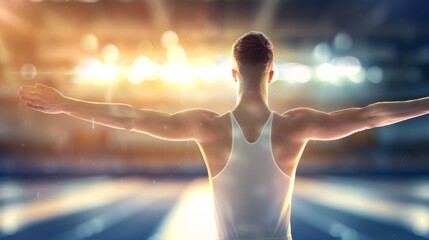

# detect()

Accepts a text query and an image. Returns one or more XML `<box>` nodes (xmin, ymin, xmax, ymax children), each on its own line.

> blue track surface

<box><xmin>0</xmin><ymin>176</ymin><xmax>428</xmax><ymax>240</ymax></box>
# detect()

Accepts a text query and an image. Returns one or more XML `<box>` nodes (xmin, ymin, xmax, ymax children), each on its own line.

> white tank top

<box><xmin>209</xmin><ymin>111</ymin><xmax>295</xmax><ymax>240</ymax></box>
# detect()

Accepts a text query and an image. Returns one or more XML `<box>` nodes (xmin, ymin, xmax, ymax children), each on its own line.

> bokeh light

<box><xmin>167</xmin><ymin>46</ymin><xmax>186</xmax><ymax>63</ymax></box>
<box><xmin>313</xmin><ymin>42</ymin><xmax>332</xmax><ymax>62</ymax></box>
<box><xmin>196</xmin><ymin>63</ymin><xmax>220</xmax><ymax>84</ymax></box>
<box><xmin>316</xmin><ymin>63</ymin><xmax>339</xmax><ymax>83</ymax></box>
<box><xmin>367</xmin><ymin>66</ymin><xmax>383</xmax><ymax>84</ymax></box>
<box><xmin>100</xmin><ymin>63</ymin><xmax>120</xmax><ymax>83</ymax></box>
<box><xmin>280</xmin><ymin>63</ymin><xmax>312</xmax><ymax>83</ymax></box>
<box><xmin>161</xmin><ymin>31</ymin><xmax>179</xmax><ymax>50</ymax></box>
<box><xmin>128</xmin><ymin>56</ymin><xmax>153</xmax><ymax>84</ymax></box>
<box><xmin>102</xmin><ymin>44</ymin><xmax>120</xmax><ymax>63</ymax></box>
<box><xmin>80</xmin><ymin>33</ymin><xmax>99</xmax><ymax>52</ymax></box>
<box><xmin>20</xmin><ymin>64</ymin><xmax>37</xmax><ymax>80</ymax></box>
<box><xmin>76</xmin><ymin>58</ymin><xmax>103</xmax><ymax>81</ymax></box>
<box><xmin>161</xmin><ymin>63</ymin><xmax>196</xmax><ymax>84</ymax></box>
<box><xmin>333</xmin><ymin>32</ymin><xmax>353</xmax><ymax>51</ymax></box>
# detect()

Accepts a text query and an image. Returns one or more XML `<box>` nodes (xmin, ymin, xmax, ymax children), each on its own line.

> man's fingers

<box><xmin>20</xmin><ymin>86</ymin><xmax>36</xmax><ymax>92</ymax></box>
<box><xmin>20</xmin><ymin>90</ymin><xmax>38</xmax><ymax>96</ymax></box>
<box><xmin>21</xmin><ymin>96</ymin><xmax>43</xmax><ymax>106</ymax></box>
<box><xmin>19</xmin><ymin>92</ymin><xmax>40</xmax><ymax>100</ymax></box>
<box><xmin>35</xmin><ymin>83</ymin><xmax>52</xmax><ymax>90</ymax></box>
<box><xmin>26</xmin><ymin>103</ymin><xmax>45</xmax><ymax>111</ymax></box>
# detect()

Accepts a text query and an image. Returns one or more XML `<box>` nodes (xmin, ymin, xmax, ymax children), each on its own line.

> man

<box><xmin>19</xmin><ymin>31</ymin><xmax>429</xmax><ymax>240</ymax></box>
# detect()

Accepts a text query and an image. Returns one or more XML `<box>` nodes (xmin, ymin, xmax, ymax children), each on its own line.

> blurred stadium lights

<box><xmin>333</xmin><ymin>32</ymin><xmax>353</xmax><ymax>52</ymax></box>
<box><xmin>67</xmin><ymin>29</ymin><xmax>375</xmax><ymax>86</ymax></box>
<box><xmin>316</xmin><ymin>63</ymin><xmax>339</xmax><ymax>83</ymax></box>
<box><xmin>313</xmin><ymin>42</ymin><xmax>332</xmax><ymax>63</ymax></box>
<box><xmin>128</xmin><ymin>56</ymin><xmax>153</xmax><ymax>84</ymax></box>
<box><xmin>367</xmin><ymin>66</ymin><xmax>384</xmax><ymax>84</ymax></box>
<box><xmin>20</xmin><ymin>64</ymin><xmax>37</xmax><ymax>80</ymax></box>
<box><xmin>278</xmin><ymin>63</ymin><xmax>312</xmax><ymax>84</ymax></box>
<box><xmin>161</xmin><ymin>30</ymin><xmax>180</xmax><ymax>50</ymax></box>
<box><xmin>102</xmin><ymin>44</ymin><xmax>120</xmax><ymax>63</ymax></box>
<box><xmin>72</xmin><ymin>54</ymin><xmax>373</xmax><ymax>86</ymax></box>
<box><xmin>100</xmin><ymin>63</ymin><xmax>120</xmax><ymax>83</ymax></box>
<box><xmin>161</xmin><ymin>63</ymin><xmax>196</xmax><ymax>84</ymax></box>
<box><xmin>80</xmin><ymin>34</ymin><xmax>99</xmax><ymax>52</ymax></box>
<box><xmin>77</xmin><ymin>31</ymin><xmax>370</xmax><ymax>85</ymax></box>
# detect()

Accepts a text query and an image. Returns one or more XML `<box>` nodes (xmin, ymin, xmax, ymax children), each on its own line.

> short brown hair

<box><xmin>232</xmin><ymin>31</ymin><xmax>274</xmax><ymax>83</ymax></box>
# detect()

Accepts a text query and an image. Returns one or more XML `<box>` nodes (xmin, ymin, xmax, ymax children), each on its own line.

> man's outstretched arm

<box><xmin>19</xmin><ymin>84</ymin><xmax>218</xmax><ymax>141</ymax></box>
<box><xmin>284</xmin><ymin>97</ymin><xmax>429</xmax><ymax>141</ymax></box>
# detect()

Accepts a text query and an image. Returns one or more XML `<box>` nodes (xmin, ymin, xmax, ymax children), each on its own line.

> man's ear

<box><xmin>232</xmin><ymin>69</ymin><xmax>238</xmax><ymax>82</ymax></box>
<box><xmin>268</xmin><ymin>70</ymin><xmax>274</xmax><ymax>84</ymax></box>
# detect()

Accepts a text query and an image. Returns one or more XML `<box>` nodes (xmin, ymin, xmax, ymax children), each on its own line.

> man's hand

<box><xmin>19</xmin><ymin>84</ymin><xmax>68</xmax><ymax>114</ymax></box>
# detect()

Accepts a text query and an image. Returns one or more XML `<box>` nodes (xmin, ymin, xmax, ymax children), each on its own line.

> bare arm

<box><xmin>285</xmin><ymin>97</ymin><xmax>429</xmax><ymax>141</ymax></box>
<box><xmin>19</xmin><ymin>84</ymin><xmax>218</xmax><ymax>141</ymax></box>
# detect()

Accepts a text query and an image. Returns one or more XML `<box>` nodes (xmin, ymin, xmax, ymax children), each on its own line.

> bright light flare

<box><xmin>102</xmin><ymin>44</ymin><xmax>120</xmax><ymax>62</ymax></box>
<box><xmin>280</xmin><ymin>63</ymin><xmax>312</xmax><ymax>83</ymax></box>
<box><xmin>348</xmin><ymin>69</ymin><xmax>366</xmax><ymax>84</ymax></box>
<box><xmin>100</xmin><ymin>63</ymin><xmax>120</xmax><ymax>83</ymax></box>
<box><xmin>336</xmin><ymin>57</ymin><xmax>361</xmax><ymax>76</ymax></box>
<box><xmin>167</xmin><ymin>46</ymin><xmax>186</xmax><ymax>63</ymax></box>
<box><xmin>128</xmin><ymin>56</ymin><xmax>153</xmax><ymax>84</ymax></box>
<box><xmin>161</xmin><ymin>63</ymin><xmax>196</xmax><ymax>84</ymax></box>
<box><xmin>197</xmin><ymin>63</ymin><xmax>220</xmax><ymax>83</ymax></box>
<box><xmin>161</xmin><ymin>31</ymin><xmax>179</xmax><ymax>50</ymax></box>
<box><xmin>146</xmin><ymin>62</ymin><xmax>162</xmax><ymax>81</ymax></box>
<box><xmin>316</xmin><ymin>63</ymin><xmax>339</xmax><ymax>83</ymax></box>
<box><xmin>156</xmin><ymin>179</ymin><xmax>217</xmax><ymax>240</ymax></box>
<box><xmin>76</xmin><ymin>58</ymin><xmax>119</xmax><ymax>83</ymax></box>
<box><xmin>218</xmin><ymin>57</ymin><xmax>234</xmax><ymax>83</ymax></box>
<box><xmin>76</xmin><ymin>58</ymin><xmax>103</xmax><ymax>81</ymax></box>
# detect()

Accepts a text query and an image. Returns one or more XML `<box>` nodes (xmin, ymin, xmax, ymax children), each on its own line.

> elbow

<box><xmin>364</xmin><ymin>116</ymin><xmax>377</xmax><ymax>129</ymax></box>
<box><xmin>123</xmin><ymin>107</ymin><xmax>138</xmax><ymax>131</ymax></box>
<box><xmin>124</xmin><ymin>120</ymin><xmax>134</xmax><ymax>131</ymax></box>
<box><xmin>362</xmin><ymin>107</ymin><xmax>382</xmax><ymax>129</ymax></box>
<box><xmin>124</xmin><ymin>114</ymin><xmax>138</xmax><ymax>131</ymax></box>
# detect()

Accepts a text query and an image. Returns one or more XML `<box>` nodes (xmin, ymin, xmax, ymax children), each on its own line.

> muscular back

<box><xmin>197</xmin><ymin>111</ymin><xmax>308</xmax><ymax>178</ymax></box>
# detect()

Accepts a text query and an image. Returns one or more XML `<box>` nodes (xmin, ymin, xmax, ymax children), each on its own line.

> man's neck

<box><xmin>235</xmin><ymin>86</ymin><xmax>270</xmax><ymax>113</ymax></box>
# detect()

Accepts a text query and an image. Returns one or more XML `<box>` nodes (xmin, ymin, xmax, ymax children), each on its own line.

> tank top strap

<box><xmin>229</xmin><ymin>111</ymin><xmax>274</xmax><ymax>144</ymax></box>
<box><xmin>261</xmin><ymin>111</ymin><xmax>274</xmax><ymax>141</ymax></box>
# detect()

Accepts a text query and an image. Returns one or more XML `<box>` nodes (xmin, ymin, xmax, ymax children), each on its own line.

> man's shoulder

<box><xmin>280</xmin><ymin>107</ymin><xmax>321</xmax><ymax>120</ymax></box>
<box><xmin>178</xmin><ymin>108</ymin><xmax>228</xmax><ymax>127</ymax></box>
<box><xmin>275</xmin><ymin>108</ymin><xmax>326</xmax><ymax>138</ymax></box>
<box><xmin>181</xmin><ymin>108</ymin><xmax>221</xmax><ymax>119</ymax></box>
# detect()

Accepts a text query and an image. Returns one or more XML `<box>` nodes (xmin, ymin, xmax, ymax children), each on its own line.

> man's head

<box><xmin>232</xmin><ymin>31</ymin><xmax>274</xmax><ymax>88</ymax></box>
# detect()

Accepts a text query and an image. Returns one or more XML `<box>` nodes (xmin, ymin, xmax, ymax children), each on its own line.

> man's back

<box><xmin>197</xmin><ymin>109</ymin><xmax>306</xmax><ymax>179</ymax></box>
<box><xmin>204</xmin><ymin>110</ymin><xmax>296</xmax><ymax>240</ymax></box>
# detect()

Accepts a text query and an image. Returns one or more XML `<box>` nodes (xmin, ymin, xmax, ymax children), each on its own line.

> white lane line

<box><xmin>293</xmin><ymin>200</ymin><xmax>374</xmax><ymax>240</ymax></box>
<box><xmin>321</xmin><ymin>177</ymin><xmax>429</xmax><ymax>203</ymax></box>
<box><xmin>56</xmin><ymin>180</ymin><xmax>187</xmax><ymax>240</ymax></box>
<box><xmin>294</xmin><ymin>178</ymin><xmax>429</xmax><ymax>239</ymax></box>
<box><xmin>0</xmin><ymin>176</ymin><xmax>108</xmax><ymax>202</ymax></box>
<box><xmin>0</xmin><ymin>177</ymin><xmax>150</xmax><ymax>237</ymax></box>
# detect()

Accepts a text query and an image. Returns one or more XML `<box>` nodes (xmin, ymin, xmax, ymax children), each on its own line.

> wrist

<box><xmin>62</xmin><ymin>97</ymin><xmax>77</xmax><ymax>114</ymax></box>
